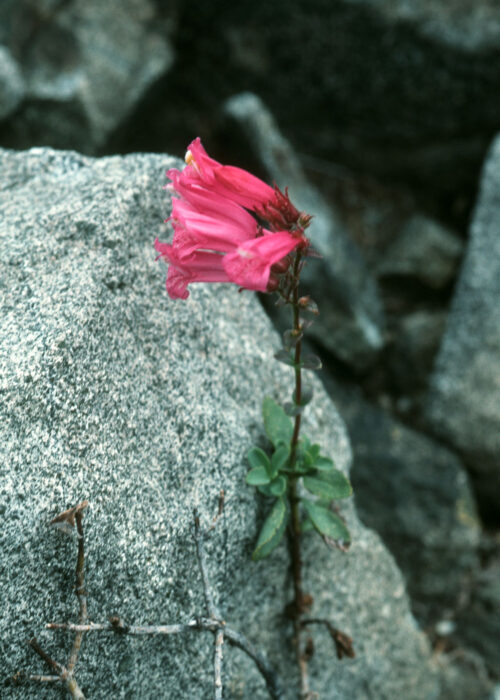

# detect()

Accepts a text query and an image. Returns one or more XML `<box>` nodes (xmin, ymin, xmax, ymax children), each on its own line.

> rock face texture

<box><xmin>425</xmin><ymin>135</ymin><xmax>500</xmax><ymax>518</ymax></box>
<box><xmin>0</xmin><ymin>147</ymin><xmax>440</xmax><ymax>698</ymax></box>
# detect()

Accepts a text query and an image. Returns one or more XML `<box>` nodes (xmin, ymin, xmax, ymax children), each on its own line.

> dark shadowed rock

<box><xmin>425</xmin><ymin>135</ymin><xmax>500</xmax><ymax>519</ymax></box>
<box><xmin>125</xmin><ymin>0</ymin><xmax>500</xmax><ymax>197</ymax></box>
<box><xmin>456</xmin><ymin>557</ymin><xmax>500</xmax><ymax>679</ymax></box>
<box><xmin>437</xmin><ymin>651</ymin><xmax>495</xmax><ymax>700</ymax></box>
<box><xmin>377</xmin><ymin>215</ymin><xmax>464</xmax><ymax>290</ymax></box>
<box><xmin>3</xmin><ymin>1</ymin><xmax>500</xmax><ymax>202</ymax></box>
<box><xmin>0</xmin><ymin>147</ymin><xmax>440</xmax><ymax>698</ymax></box>
<box><xmin>223</xmin><ymin>92</ymin><xmax>385</xmax><ymax>372</ymax></box>
<box><xmin>0</xmin><ymin>0</ymin><xmax>173</xmax><ymax>153</ymax></box>
<box><xmin>387</xmin><ymin>311</ymin><xmax>447</xmax><ymax>394</ymax></box>
<box><xmin>323</xmin><ymin>381</ymin><xmax>480</xmax><ymax>623</ymax></box>
<box><xmin>0</xmin><ymin>45</ymin><xmax>25</xmax><ymax>121</ymax></box>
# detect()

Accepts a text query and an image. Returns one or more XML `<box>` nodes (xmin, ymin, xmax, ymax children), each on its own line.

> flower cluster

<box><xmin>155</xmin><ymin>138</ymin><xmax>311</xmax><ymax>299</ymax></box>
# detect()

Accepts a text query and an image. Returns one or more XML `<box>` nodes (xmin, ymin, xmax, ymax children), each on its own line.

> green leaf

<box><xmin>262</xmin><ymin>397</ymin><xmax>293</xmax><ymax>448</ymax></box>
<box><xmin>302</xmin><ymin>354</ymin><xmax>322</xmax><ymax>371</ymax></box>
<box><xmin>253</xmin><ymin>498</ymin><xmax>289</xmax><ymax>561</ymax></box>
<box><xmin>298</xmin><ymin>297</ymin><xmax>319</xmax><ymax>329</ymax></box>
<box><xmin>303</xmin><ymin>450</ymin><xmax>315</xmax><ymax>470</ymax></box>
<box><xmin>296</xmin><ymin>436</ymin><xmax>310</xmax><ymax>461</ymax></box>
<box><xmin>268</xmin><ymin>475</ymin><xmax>287</xmax><ymax>496</ymax></box>
<box><xmin>298</xmin><ymin>316</ymin><xmax>314</xmax><ymax>331</ymax></box>
<box><xmin>293</xmin><ymin>385</ymin><xmax>313</xmax><ymax>407</ymax></box>
<box><xmin>299</xmin><ymin>297</ymin><xmax>319</xmax><ymax>316</ymax></box>
<box><xmin>284</xmin><ymin>402</ymin><xmax>303</xmax><ymax>417</ymax></box>
<box><xmin>270</xmin><ymin>443</ymin><xmax>290</xmax><ymax>477</ymax></box>
<box><xmin>308</xmin><ymin>444</ymin><xmax>321</xmax><ymax>461</ymax></box>
<box><xmin>292</xmin><ymin>437</ymin><xmax>313</xmax><ymax>473</ymax></box>
<box><xmin>283</xmin><ymin>329</ymin><xmax>303</xmax><ymax>350</ymax></box>
<box><xmin>303</xmin><ymin>470</ymin><xmax>352</xmax><ymax>500</ymax></box>
<box><xmin>323</xmin><ymin>469</ymin><xmax>352</xmax><ymax>498</ymax></box>
<box><xmin>274</xmin><ymin>349</ymin><xmax>296</xmax><ymax>367</ymax></box>
<box><xmin>257</xmin><ymin>484</ymin><xmax>275</xmax><ymax>497</ymax></box>
<box><xmin>303</xmin><ymin>476</ymin><xmax>337</xmax><ymax>500</ymax></box>
<box><xmin>315</xmin><ymin>456</ymin><xmax>335</xmax><ymax>471</ymax></box>
<box><xmin>246</xmin><ymin>466</ymin><xmax>271</xmax><ymax>486</ymax></box>
<box><xmin>301</xmin><ymin>518</ymin><xmax>315</xmax><ymax>533</ymax></box>
<box><xmin>302</xmin><ymin>501</ymin><xmax>350</xmax><ymax>543</ymax></box>
<box><xmin>294</xmin><ymin>461</ymin><xmax>311</xmax><ymax>475</ymax></box>
<box><xmin>248</xmin><ymin>447</ymin><xmax>271</xmax><ymax>471</ymax></box>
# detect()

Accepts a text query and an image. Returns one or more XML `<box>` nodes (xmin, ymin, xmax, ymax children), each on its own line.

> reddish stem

<box><xmin>287</xmin><ymin>251</ymin><xmax>310</xmax><ymax>697</ymax></box>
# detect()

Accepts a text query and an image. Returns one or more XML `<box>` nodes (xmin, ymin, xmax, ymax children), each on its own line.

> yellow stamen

<box><xmin>185</xmin><ymin>149</ymin><xmax>201</xmax><ymax>174</ymax></box>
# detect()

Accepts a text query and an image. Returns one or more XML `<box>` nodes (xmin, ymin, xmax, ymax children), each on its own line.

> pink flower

<box><xmin>155</xmin><ymin>138</ymin><xmax>310</xmax><ymax>300</ymax></box>
<box><xmin>168</xmin><ymin>138</ymin><xmax>309</xmax><ymax>231</ymax></box>
<box><xmin>223</xmin><ymin>232</ymin><xmax>301</xmax><ymax>293</ymax></box>
<box><xmin>154</xmin><ymin>242</ymin><xmax>232</xmax><ymax>300</ymax></box>
<box><xmin>177</xmin><ymin>137</ymin><xmax>276</xmax><ymax>212</ymax></box>
<box><xmin>155</xmin><ymin>231</ymin><xmax>300</xmax><ymax>300</ymax></box>
<box><xmin>169</xmin><ymin>190</ymin><xmax>258</xmax><ymax>260</ymax></box>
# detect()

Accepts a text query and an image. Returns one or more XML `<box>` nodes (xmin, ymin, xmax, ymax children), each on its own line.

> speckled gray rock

<box><xmin>0</xmin><ymin>45</ymin><xmax>25</xmax><ymax>121</ymax></box>
<box><xmin>326</xmin><ymin>382</ymin><xmax>480</xmax><ymax>623</ymax></box>
<box><xmin>425</xmin><ymin>135</ymin><xmax>500</xmax><ymax>517</ymax></box>
<box><xmin>0</xmin><ymin>0</ymin><xmax>173</xmax><ymax>152</ymax></box>
<box><xmin>0</xmin><ymin>147</ymin><xmax>440</xmax><ymax>699</ymax></box>
<box><xmin>223</xmin><ymin>93</ymin><xmax>385</xmax><ymax>372</ymax></box>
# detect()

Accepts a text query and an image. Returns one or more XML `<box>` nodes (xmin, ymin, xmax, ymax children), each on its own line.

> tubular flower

<box><xmin>155</xmin><ymin>138</ymin><xmax>310</xmax><ymax>299</ymax></box>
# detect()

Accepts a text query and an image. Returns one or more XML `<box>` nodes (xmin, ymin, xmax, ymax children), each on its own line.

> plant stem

<box><xmin>287</xmin><ymin>251</ymin><xmax>310</xmax><ymax>698</ymax></box>
<box><xmin>290</xmin><ymin>251</ymin><xmax>303</xmax><ymax>464</ymax></box>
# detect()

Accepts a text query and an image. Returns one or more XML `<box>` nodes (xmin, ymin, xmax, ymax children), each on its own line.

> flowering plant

<box><xmin>155</xmin><ymin>138</ymin><xmax>312</xmax><ymax>299</ymax></box>
<box><xmin>156</xmin><ymin>138</ymin><xmax>353</xmax><ymax>695</ymax></box>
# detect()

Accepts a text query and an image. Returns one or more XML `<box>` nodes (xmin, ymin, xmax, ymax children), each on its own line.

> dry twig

<box><xmin>26</xmin><ymin>500</ymin><xmax>89</xmax><ymax>699</ymax></box>
<box><xmin>194</xmin><ymin>490</ymin><xmax>225</xmax><ymax>700</ymax></box>
<box><xmin>23</xmin><ymin>494</ymin><xmax>285</xmax><ymax>699</ymax></box>
<box><xmin>301</xmin><ymin>618</ymin><xmax>355</xmax><ymax>660</ymax></box>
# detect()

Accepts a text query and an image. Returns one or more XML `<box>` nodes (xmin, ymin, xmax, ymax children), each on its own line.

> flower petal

<box><xmin>156</xmin><ymin>241</ymin><xmax>231</xmax><ymax>299</ymax></box>
<box><xmin>223</xmin><ymin>231</ymin><xmax>300</xmax><ymax>291</ymax></box>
